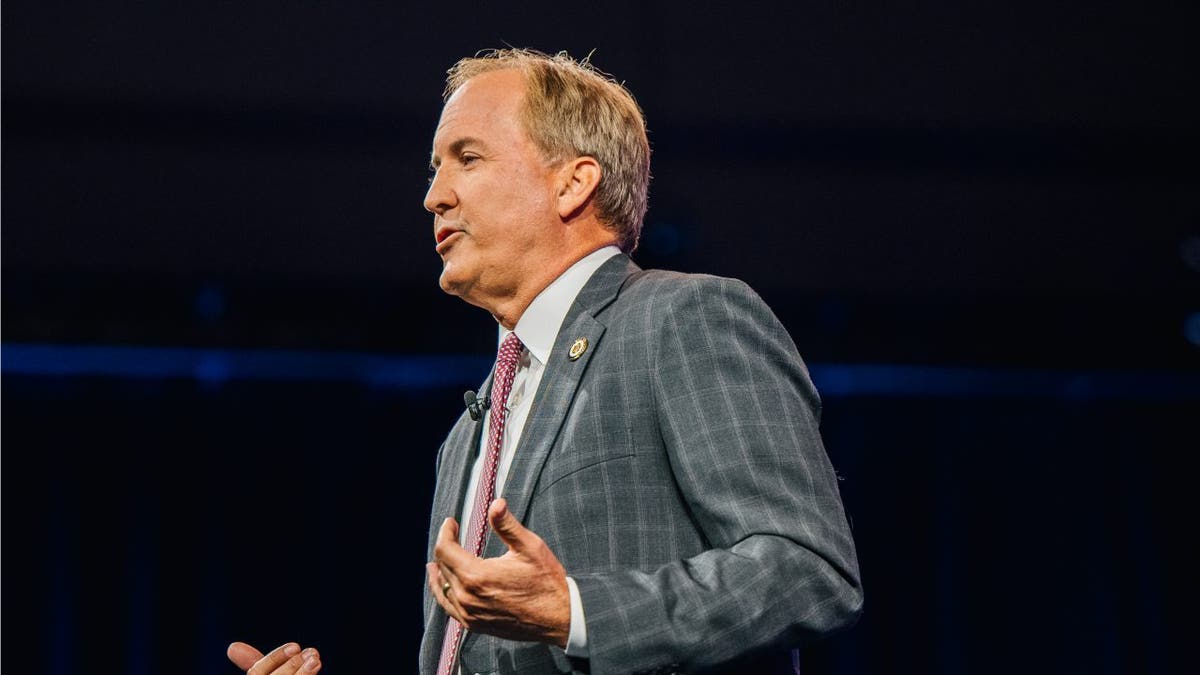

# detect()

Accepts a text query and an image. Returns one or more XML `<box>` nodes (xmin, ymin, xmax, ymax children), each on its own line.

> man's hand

<box><xmin>227</xmin><ymin>641</ymin><xmax>321</xmax><ymax>674</ymax></box>
<box><xmin>427</xmin><ymin>498</ymin><xmax>571</xmax><ymax>647</ymax></box>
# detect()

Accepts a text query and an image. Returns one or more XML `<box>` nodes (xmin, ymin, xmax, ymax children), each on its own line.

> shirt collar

<box><xmin>499</xmin><ymin>245</ymin><xmax>622</xmax><ymax>365</ymax></box>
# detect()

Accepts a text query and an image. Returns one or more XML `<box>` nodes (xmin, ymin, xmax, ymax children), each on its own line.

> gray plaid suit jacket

<box><xmin>420</xmin><ymin>254</ymin><xmax>862</xmax><ymax>675</ymax></box>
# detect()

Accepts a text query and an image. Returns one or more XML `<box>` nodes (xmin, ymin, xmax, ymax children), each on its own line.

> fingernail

<box><xmin>305</xmin><ymin>656</ymin><xmax>321</xmax><ymax>672</ymax></box>
<box><xmin>301</xmin><ymin>648</ymin><xmax>316</xmax><ymax>659</ymax></box>
<box><xmin>284</xmin><ymin>643</ymin><xmax>301</xmax><ymax>656</ymax></box>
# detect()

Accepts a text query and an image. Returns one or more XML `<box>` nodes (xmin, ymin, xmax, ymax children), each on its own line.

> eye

<box><xmin>460</xmin><ymin>153</ymin><xmax>480</xmax><ymax>166</ymax></box>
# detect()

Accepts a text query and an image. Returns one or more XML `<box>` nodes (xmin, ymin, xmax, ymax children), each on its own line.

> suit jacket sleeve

<box><xmin>571</xmin><ymin>275</ymin><xmax>863</xmax><ymax>674</ymax></box>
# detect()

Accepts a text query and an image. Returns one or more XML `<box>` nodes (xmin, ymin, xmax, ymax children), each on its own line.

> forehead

<box><xmin>432</xmin><ymin>69</ymin><xmax>529</xmax><ymax>150</ymax></box>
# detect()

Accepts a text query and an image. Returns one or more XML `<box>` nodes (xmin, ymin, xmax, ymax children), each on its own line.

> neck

<box><xmin>487</xmin><ymin>239</ymin><xmax>616</xmax><ymax>330</ymax></box>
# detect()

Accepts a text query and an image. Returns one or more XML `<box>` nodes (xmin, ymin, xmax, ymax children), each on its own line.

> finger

<box><xmin>258</xmin><ymin>647</ymin><xmax>319</xmax><ymax>675</ymax></box>
<box><xmin>297</xmin><ymin>648</ymin><xmax>322</xmax><ymax>674</ymax></box>
<box><xmin>427</xmin><ymin>561</ymin><xmax>467</xmax><ymax>623</ymax></box>
<box><xmin>227</xmin><ymin>642</ymin><xmax>267</xmax><ymax>671</ymax></box>
<box><xmin>434</xmin><ymin>517</ymin><xmax>461</xmax><ymax>561</ymax></box>
<box><xmin>436</xmin><ymin>517</ymin><xmax>460</xmax><ymax>548</ymax></box>
<box><xmin>230</xmin><ymin>642</ymin><xmax>300</xmax><ymax>675</ymax></box>
<box><xmin>434</xmin><ymin>518</ymin><xmax>477</xmax><ymax>573</ymax></box>
<box><xmin>487</xmin><ymin>498</ymin><xmax>534</xmax><ymax>552</ymax></box>
<box><xmin>426</xmin><ymin>561</ymin><xmax>445</xmax><ymax>599</ymax></box>
<box><xmin>426</xmin><ymin>559</ymin><xmax>462</xmax><ymax>589</ymax></box>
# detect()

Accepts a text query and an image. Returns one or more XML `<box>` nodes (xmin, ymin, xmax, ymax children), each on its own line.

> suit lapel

<box><xmin>484</xmin><ymin>254</ymin><xmax>639</xmax><ymax>555</ymax></box>
<box><xmin>427</xmin><ymin>362</ymin><xmax>494</xmax><ymax>564</ymax></box>
<box><xmin>422</xmin><ymin>372</ymin><xmax>491</xmax><ymax>662</ymax></box>
<box><xmin>431</xmin><ymin>376</ymin><xmax>492</xmax><ymax>537</ymax></box>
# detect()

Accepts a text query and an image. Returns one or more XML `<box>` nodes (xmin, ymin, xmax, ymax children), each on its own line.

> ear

<box><xmin>556</xmin><ymin>156</ymin><xmax>602</xmax><ymax>220</ymax></box>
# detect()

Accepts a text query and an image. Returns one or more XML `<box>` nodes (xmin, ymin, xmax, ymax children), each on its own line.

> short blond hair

<box><xmin>445</xmin><ymin>48</ymin><xmax>651</xmax><ymax>253</ymax></box>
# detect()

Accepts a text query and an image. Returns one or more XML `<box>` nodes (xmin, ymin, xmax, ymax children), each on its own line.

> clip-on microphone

<box><xmin>463</xmin><ymin>389</ymin><xmax>490</xmax><ymax>422</ymax></box>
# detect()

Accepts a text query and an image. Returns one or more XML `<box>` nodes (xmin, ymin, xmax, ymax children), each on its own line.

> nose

<box><xmin>423</xmin><ymin>168</ymin><xmax>456</xmax><ymax>216</ymax></box>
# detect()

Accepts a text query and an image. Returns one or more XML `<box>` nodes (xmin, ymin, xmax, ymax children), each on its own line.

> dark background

<box><xmin>3</xmin><ymin>2</ymin><xmax>1198</xmax><ymax>673</ymax></box>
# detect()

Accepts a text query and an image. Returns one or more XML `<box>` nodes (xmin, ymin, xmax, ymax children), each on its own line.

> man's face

<box><xmin>424</xmin><ymin>69</ymin><xmax>562</xmax><ymax>311</ymax></box>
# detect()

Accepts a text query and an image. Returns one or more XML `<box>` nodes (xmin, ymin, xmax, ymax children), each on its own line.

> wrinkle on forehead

<box><xmin>429</xmin><ymin>69</ymin><xmax>529</xmax><ymax>159</ymax></box>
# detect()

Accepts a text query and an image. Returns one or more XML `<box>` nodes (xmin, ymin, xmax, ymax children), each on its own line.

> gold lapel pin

<box><xmin>568</xmin><ymin>337</ymin><xmax>588</xmax><ymax>361</ymax></box>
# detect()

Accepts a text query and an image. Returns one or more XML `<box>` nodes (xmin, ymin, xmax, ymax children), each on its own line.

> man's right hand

<box><xmin>227</xmin><ymin>641</ymin><xmax>321</xmax><ymax>674</ymax></box>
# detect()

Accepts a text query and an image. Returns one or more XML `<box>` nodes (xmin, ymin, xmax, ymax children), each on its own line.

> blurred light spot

<box><xmin>1059</xmin><ymin>375</ymin><xmax>1095</xmax><ymax>401</ymax></box>
<box><xmin>645</xmin><ymin>222</ymin><xmax>681</xmax><ymax>256</ymax></box>
<box><xmin>194</xmin><ymin>284</ymin><xmax>226</xmax><ymax>323</ymax></box>
<box><xmin>1185</xmin><ymin>312</ymin><xmax>1200</xmax><ymax>347</ymax></box>
<box><xmin>1180</xmin><ymin>235</ymin><xmax>1200</xmax><ymax>273</ymax></box>
<box><xmin>194</xmin><ymin>353</ymin><xmax>230</xmax><ymax>388</ymax></box>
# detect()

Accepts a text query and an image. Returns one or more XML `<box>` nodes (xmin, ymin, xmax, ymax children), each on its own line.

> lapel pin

<box><xmin>568</xmin><ymin>337</ymin><xmax>589</xmax><ymax>361</ymax></box>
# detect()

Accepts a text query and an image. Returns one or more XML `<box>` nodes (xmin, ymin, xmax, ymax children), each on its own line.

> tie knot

<box><xmin>496</xmin><ymin>332</ymin><xmax>523</xmax><ymax>370</ymax></box>
<box><xmin>490</xmin><ymin>332</ymin><xmax>524</xmax><ymax>412</ymax></box>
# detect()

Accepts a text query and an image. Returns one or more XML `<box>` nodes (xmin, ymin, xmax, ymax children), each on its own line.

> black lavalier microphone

<box><xmin>464</xmin><ymin>389</ymin><xmax>490</xmax><ymax>422</ymax></box>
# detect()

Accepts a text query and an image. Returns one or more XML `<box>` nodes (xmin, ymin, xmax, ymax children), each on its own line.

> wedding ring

<box><xmin>442</xmin><ymin>581</ymin><xmax>452</xmax><ymax>597</ymax></box>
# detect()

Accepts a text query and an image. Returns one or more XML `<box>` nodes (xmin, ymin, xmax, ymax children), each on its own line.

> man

<box><xmin>228</xmin><ymin>47</ymin><xmax>861</xmax><ymax>675</ymax></box>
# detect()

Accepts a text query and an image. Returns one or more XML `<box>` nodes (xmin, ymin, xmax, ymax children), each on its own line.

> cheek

<box><xmin>497</xmin><ymin>163</ymin><xmax>556</xmax><ymax>210</ymax></box>
<box><xmin>461</xmin><ymin>167</ymin><xmax>556</xmax><ymax>240</ymax></box>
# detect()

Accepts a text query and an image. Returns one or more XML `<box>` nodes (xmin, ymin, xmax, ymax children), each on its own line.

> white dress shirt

<box><xmin>456</xmin><ymin>244</ymin><xmax>621</xmax><ymax>659</ymax></box>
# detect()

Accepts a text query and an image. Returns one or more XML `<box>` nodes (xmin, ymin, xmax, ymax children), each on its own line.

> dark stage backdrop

<box><xmin>3</xmin><ymin>2</ymin><xmax>1198</xmax><ymax>674</ymax></box>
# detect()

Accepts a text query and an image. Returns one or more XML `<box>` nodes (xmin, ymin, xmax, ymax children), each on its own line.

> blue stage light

<box><xmin>3</xmin><ymin>343</ymin><xmax>1197</xmax><ymax>401</ymax></box>
<box><xmin>1184</xmin><ymin>312</ymin><xmax>1200</xmax><ymax>348</ymax></box>
<box><xmin>194</xmin><ymin>352</ymin><xmax>231</xmax><ymax>388</ymax></box>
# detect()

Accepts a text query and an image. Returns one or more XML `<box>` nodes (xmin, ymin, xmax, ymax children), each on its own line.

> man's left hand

<box><xmin>427</xmin><ymin>498</ymin><xmax>571</xmax><ymax>647</ymax></box>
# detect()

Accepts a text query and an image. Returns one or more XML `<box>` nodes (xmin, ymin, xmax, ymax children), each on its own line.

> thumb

<box><xmin>487</xmin><ymin>498</ymin><xmax>531</xmax><ymax>551</ymax></box>
<box><xmin>229</xmin><ymin>642</ymin><xmax>302</xmax><ymax>674</ymax></box>
<box><xmin>226</xmin><ymin>642</ymin><xmax>265</xmax><ymax>671</ymax></box>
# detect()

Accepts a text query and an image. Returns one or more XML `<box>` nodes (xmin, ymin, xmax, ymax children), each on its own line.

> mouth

<box><xmin>435</xmin><ymin>225</ymin><xmax>463</xmax><ymax>254</ymax></box>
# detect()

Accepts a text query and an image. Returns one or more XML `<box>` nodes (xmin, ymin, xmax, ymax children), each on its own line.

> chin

<box><xmin>438</xmin><ymin>273</ymin><xmax>460</xmax><ymax>296</ymax></box>
<box><xmin>438</xmin><ymin>266</ymin><xmax>471</xmax><ymax>297</ymax></box>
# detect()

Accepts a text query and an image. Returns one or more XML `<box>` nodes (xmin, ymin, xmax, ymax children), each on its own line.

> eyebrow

<box><xmin>429</xmin><ymin>137</ymin><xmax>484</xmax><ymax>169</ymax></box>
